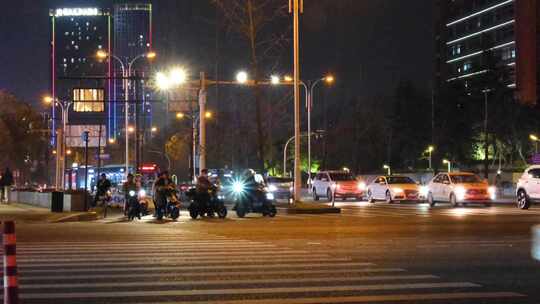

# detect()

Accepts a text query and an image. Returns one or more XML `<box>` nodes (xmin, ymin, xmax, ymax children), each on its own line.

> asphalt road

<box><xmin>1</xmin><ymin>200</ymin><xmax>539</xmax><ymax>303</ymax></box>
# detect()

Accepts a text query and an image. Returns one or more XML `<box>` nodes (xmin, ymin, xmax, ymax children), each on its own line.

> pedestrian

<box><xmin>0</xmin><ymin>173</ymin><xmax>4</xmax><ymax>204</ymax></box>
<box><xmin>2</xmin><ymin>168</ymin><xmax>14</xmax><ymax>203</ymax></box>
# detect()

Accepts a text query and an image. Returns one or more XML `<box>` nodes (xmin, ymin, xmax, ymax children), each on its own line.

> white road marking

<box><xmin>21</xmin><ymin>274</ymin><xmax>439</xmax><ymax>289</ymax></box>
<box><xmin>134</xmin><ymin>292</ymin><xmax>524</xmax><ymax>303</ymax></box>
<box><xmin>16</xmin><ymin>282</ymin><xmax>481</xmax><ymax>299</ymax></box>
<box><xmin>15</xmin><ymin>268</ymin><xmax>407</xmax><ymax>281</ymax></box>
<box><xmin>18</xmin><ymin>262</ymin><xmax>375</xmax><ymax>273</ymax></box>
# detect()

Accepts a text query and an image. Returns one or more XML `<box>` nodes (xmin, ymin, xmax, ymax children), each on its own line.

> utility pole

<box><xmin>290</xmin><ymin>0</ymin><xmax>303</xmax><ymax>203</ymax></box>
<box><xmin>483</xmin><ymin>90</ymin><xmax>489</xmax><ymax>179</ymax></box>
<box><xmin>199</xmin><ymin>71</ymin><xmax>207</xmax><ymax>174</ymax></box>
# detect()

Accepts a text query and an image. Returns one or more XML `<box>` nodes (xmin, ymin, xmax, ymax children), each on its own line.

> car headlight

<box><xmin>488</xmin><ymin>186</ymin><xmax>496</xmax><ymax>200</ymax></box>
<box><xmin>289</xmin><ymin>186</ymin><xmax>294</xmax><ymax>192</ymax></box>
<box><xmin>128</xmin><ymin>190</ymin><xmax>136</xmax><ymax>197</ymax></box>
<box><xmin>138</xmin><ymin>189</ymin><xmax>146</xmax><ymax>198</ymax></box>
<box><xmin>454</xmin><ymin>186</ymin><xmax>466</xmax><ymax>201</ymax></box>
<box><xmin>419</xmin><ymin>186</ymin><xmax>429</xmax><ymax>197</ymax></box>
<box><xmin>392</xmin><ymin>187</ymin><xmax>404</xmax><ymax>194</ymax></box>
<box><xmin>266</xmin><ymin>193</ymin><xmax>275</xmax><ymax>200</ymax></box>
<box><xmin>357</xmin><ymin>182</ymin><xmax>366</xmax><ymax>191</ymax></box>
<box><xmin>268</xmin><ymin>185</ymin><xmax>278</xmax><ymax>192</ymax></box>
<box><xmin>232</xmin><ymin>182</ymin><xmax>245</xmax><ymax>194</ymax></box>
<box><xmin>218</xmin><ymin>195</ymin><xmax>225</xmax><ymax>200</ymax></box>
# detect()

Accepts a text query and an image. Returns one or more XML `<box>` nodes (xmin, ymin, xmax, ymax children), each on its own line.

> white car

<box><xmin>516</xmin><ymin>165</ymin><xmax>540</xmax><ymax>209</ymax></box>
<box><xmin>427</xmin><ymin>172</ymin><xmax>495</xmax><ymax>208</ymax></box>
<box><xmin>312</xmin><ymin>171</ymin><xmax>366</xmax><ymax>201</ymax></box>
<box><xmin>367</xmin><ymin>175</ymin><xmax>427</xmax><ymax>204</ymax></box>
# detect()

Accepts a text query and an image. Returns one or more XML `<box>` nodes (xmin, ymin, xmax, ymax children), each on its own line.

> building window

<box><xmin>73</xmin><ymin>88</ymin><xmax>105</xmax><ymax>112</ymax></box>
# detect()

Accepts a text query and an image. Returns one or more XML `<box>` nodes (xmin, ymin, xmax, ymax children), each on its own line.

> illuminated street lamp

<box><xmin>151</xmin><ymin>126</ymin><xmax>158</xmax><ymax>133</ymax></box>
<box><xmin>270</xmin><ymin>75</ymin><xmax>280</xmax><ymax>85</ymax></box>
<box><xmin>427</xmin><ymin>145</ymin><xmax>435</xmax><ymax>171</ymax></box>
<box><xmin>443</xmin><ymin>159</ymin><xmax>452</xmax><ymax>172</ymax></box>
<box><xmin>127</xmin><ymin>126</ymin><xmax>135</xmax><ymax>133</ymax></box>
<box><xmin>43</xmin><ymin>95</ymin><xmax>73</xmax><ymax>189</ymax></box>
<box><xmin>530</xmin><ymin>134</ymin><xmax>539</xmax><ymax>154</ymax></box>
<box><xmin>236</xmin><ymin>71</ymin><xmax>248</xmax><ymax>84</ymax></box>
<box><xmin>169</xmin><ymin>67</ymin><xmax>188</xmax><ymax>86</ymax></box>
<box><xmin>176</xmin><ymin>112</ymin><xmax>185</xmax><ymax>119</ymax></box>
<box><xmin>383</xmin><ymin>164</ymin><xmax>391</xmax><ymax>176</ymax></box>
<box><xmin>204</xmin><ymin>111</ymin><xmax>213</xmax><ymax>119</ymax></box>
<box><xmin>96</xmin><ymin>50</ymin><xmax>156</xmax><ymax>177</ymax></box>
<box><xmin>108</xmin><ymin>138</ymin><xmax>116</xmax><ymax>144</ymax></box>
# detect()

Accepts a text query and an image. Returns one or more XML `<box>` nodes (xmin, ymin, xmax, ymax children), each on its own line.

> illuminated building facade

<box><xmin>49</xmin><ymin>7</ymin><xmax>112</xmax><ymax>140</ymax></box>
<box><xmin>112</xmin><ymin>3</ymin><xmax>153</xmax><ymax>140</ymax></box>
<box><xmin>436</xmin><ymin>0</ymin><xmax>540</xmax><ymax>105</ymax></box>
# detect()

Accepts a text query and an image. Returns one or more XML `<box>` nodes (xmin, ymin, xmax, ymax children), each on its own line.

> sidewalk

<box><xmin>0</xmin><ymin>202</ymin><xmax>97</xmax><ymax>223</ymax></box>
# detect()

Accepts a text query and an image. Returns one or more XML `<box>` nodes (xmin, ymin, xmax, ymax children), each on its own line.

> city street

<box><xmin>2</xmin><ymin>201</ymin><xmax>539</xmax><ymax>303</ymax></box>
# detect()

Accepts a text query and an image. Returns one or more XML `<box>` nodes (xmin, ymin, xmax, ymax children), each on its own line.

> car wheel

<box><xmin>450</xmin><ymin>194</ymin><xmax>459</xmax><ymax>208</ymax></box>
<box><xmin>428</xmin><ymin>193</ymin><xmax>436</xmax><ymax>207</ymax></box>
<box><xmin>385</xmin><ymin>191</ymin><xmax>393</xmax><ymax>204</ymax></box>
<box><xmin>327</xmin><ymin>189</ymin><xmax>333</xmax><ymax>202</ymax></box>
<box><xmin>517</xmin><ymin>190</ymin><xmax>531</xmax><ymax>210</ymax></box>
<box><xmin>312</xmin><ymin>188</ymin><xmax>320</xmax><ymax>201</ymax></box>
<box><xmin>367</xmin><ymin>191</ymin><xmax>374</xmax><ymax>203</ymax></box>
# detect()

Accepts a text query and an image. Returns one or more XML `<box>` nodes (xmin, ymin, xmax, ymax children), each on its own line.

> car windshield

<box><xmin>329</xmin><ymin>173</ymin><xmax>356</xmax><ymax>181</ymax></box>
<box><xmin>386</xmin><ymin>176</ymin><xmax>415</xmax><ymax>184</ymax></box>
<box><xmin>450</xmin><ymin>174</ymin><xmax>482</xmax><ymax>184</ymax></box>
<box><xmin>267</xmin><ymin>177</ymin><xmax>293</xmax><ymax>184</ymax></box>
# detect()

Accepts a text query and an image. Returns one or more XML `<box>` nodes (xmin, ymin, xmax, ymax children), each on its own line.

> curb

<box><xmin>48</xmin><ymin>212</ymin><xmax>99</xmax><ymax>223</ymax></box>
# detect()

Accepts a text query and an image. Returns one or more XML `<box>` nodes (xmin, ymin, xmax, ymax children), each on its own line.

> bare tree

<box><xmin>213</xmin><ymin>0</ymin><xmax>289</xmax><ymax>169</ymax></box>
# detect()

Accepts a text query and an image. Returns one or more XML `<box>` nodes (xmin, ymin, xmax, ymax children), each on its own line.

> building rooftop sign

<box><xmin>53</xmin><ymin>8</ymin><xmax>101</xmax><ymax>17</ymax></box>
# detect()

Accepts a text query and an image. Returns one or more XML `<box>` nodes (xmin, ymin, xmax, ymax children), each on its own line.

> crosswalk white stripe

<box><xmin>18</xmin><ymin>262</ymin><xmax>375</xmax><ymax>273</ymax></box>
<box><xmin>133</xmin><ymin>292</ymin><xmax>524</xmax><ymax>304</ymax></box>
<box><xmin>21</xmin><ymin>274</ymin><xmax>439</xmax><ymax>289</ymax></box>
<box><xmin>15</xmin><ymin>268</ymin><xmax>407</xmax><ymax>281</ymax></box>
<box><xmin>15</xmin><ymin>250</ymin><xmax>313</xmax><ymax>257</ymax></box>
<box><xmin>17</xmin><ymin>257</ymin><xmax>352</xmax><ymax>267</ymax></box>
<box><xmin>17</xmin><ymin>253</ymin><xmax>332</xmax><ymax>262</ymax></box>
<box><xmin>15</xmin><ymin>282</ymin><xmax>481</xmax><ymax>299</ymax></box>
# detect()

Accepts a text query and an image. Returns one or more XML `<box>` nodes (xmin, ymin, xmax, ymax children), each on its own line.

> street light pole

<box><xmin>291</xmin><ymin>0</ymin><xmax>302</xmax><ymax>203</ymax></box>
<box><xmin>199</xmin><ymin>72</ymin><xmax>207</xmax><ymax>174</ymax></box>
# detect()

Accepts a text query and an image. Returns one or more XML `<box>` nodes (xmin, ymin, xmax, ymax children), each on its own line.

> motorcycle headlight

<box><xmin>138</xmin><ymin>189</ymin><xmax>146</xmax><ymax>198</ymax></box>
<box><xmin>357</xmin><ymin>182</ymin><xmax>366</xmax><ymax>191</ymax></box>
<box><xmin>419</xmin><ymin>186</ymin><xmax>429</xmax><ymax>197</ymax></box>
<box><xmin>455</xmin><ymin>186</ymin><xmax>466</xmax><ymax>201</ymax></box>
<box><xmin>268</xmin><ymin>185</ymin><xmax>278</xmax><ymax>192</ymax></box>
<box><xmin>266</xmin><ymin>193</ymin><xmax>275</xmax><ymax>200</ymax></box>
<box><xmin>128</xmin><ymin>190</ymin><xmax>136</xmax><ymax>197</ymax></box>
<box><xmin>232</xmin><ymin>182</ymin><xmax>245</xmax><ymax>194</ymax></box>
<box><xmin>488</xmin><ymin>186</ymin><xmax>496</xmax><ymax>200</ymax></box>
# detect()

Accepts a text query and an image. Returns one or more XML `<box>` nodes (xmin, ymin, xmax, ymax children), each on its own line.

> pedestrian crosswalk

<box><xmin>1</xmin><ymin>233</ymin><xmax>525</xmax><ymax>303</ymax></box>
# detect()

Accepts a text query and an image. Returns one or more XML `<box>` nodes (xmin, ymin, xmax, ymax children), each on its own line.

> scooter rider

<box><xmin>196</xmin><ymin>169</ymin><xmax>213</xmax><ymax>212</ymax></box>
<box><xmin>153</xmin><ymin>171</ymin><xmax>175</xmax><ymax>219</ymax></box>
<box><xmin>93</xmin><ymin>173</ymin><xmax>111</xmax><ymax>207</ymax></box>
<box><xmin>122</xmin><ymin>174</ymin><xmax>139</xmax><ymax>216</ymax></box>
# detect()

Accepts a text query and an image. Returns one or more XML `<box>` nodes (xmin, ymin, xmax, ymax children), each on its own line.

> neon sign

<box><xmin>55</xmin><ymin>8</ymin><xmax>100</xmax><ymax>17</ymax></box>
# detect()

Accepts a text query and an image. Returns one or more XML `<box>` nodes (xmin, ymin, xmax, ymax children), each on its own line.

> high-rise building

<box><xmin>435</xmin><ymin>0</ymin><xmax>540</xmax><ymax>105</ymax></box>
<box><xmin>112</xmin><ymin>3</ymin><xmax>153</xmax><ymax>140</ymax></box>
<box><xmin>49</xmin><ymin>7</ymin><xmax>112</xmax><ymax>137</ymax></box>
<box><xmin>435</xmin><ymin>0</ymin><xmax>516</xmax><ymax>93</ymax></box>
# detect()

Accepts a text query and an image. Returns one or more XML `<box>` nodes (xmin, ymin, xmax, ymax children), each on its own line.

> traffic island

<box><xmin>283</xmin><ymin>202</ymin><xmax>341</xmax><ymax>214</ymax></box>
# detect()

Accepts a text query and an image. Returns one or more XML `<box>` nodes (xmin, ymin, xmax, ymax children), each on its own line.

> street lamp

<box><xmin>427</xmin><ymin>145</ymin><xmax>435</xmax><ymax>171</ymax></box>
<box><xmin>43</xmin><ymin>95</ymin><xmax>73</xmax><ymax>190</ymax></box>
<box><xmin>169</xmin><ymin>67</ymin><xmax>188</xmax><ymax>86</ymax></box>
<box><xmin>236</xmin><ymin>71</ymin><xmax>248</xmax><ymax>84</ymax></box>
<box><xmin>530</xmin><ymin>134</ymin><xmax>539</xmax><ymax>154</ymax></box>
<box><xmin>383</xmin><ymin>164</ymin><xmax>391</xmax><ymax>176</ymax></box>
<box><xmin>443</xmin><ymin>159</ymin><xmax>451</xmax><ymax>172</ymax></box>
<box><xmin>151</xmin><ymin>126</ymin><xmax>158</xmax><ymax>133</ymax></box>
<box><xmin>96</xmin><ymin>50</ymin><xmax>156</xmax><ymax>177</ymax></box>
<box><xmin>270</xmin><ymin>75</ymin><xmax>280</xmax><ymax>85</ymax></box>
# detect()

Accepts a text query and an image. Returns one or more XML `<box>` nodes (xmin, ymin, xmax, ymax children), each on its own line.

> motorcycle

<box><xmin>95</xmin><ymin>190</ymin><xmax>112</xmax><ymax>218</ymax></box>
<box><xmin>126</xmin><ymin>190</ymin><xmax>145</xmax><ymax>221</ymax></box>
<box><xmin>155</xmin><ymin>185</ymin><xmax>180</xmax><ymax>220</ymax></box>
<box><xmin>186</xmin><ymin>186</ymin><xmax>228</xmax><ymax>219</ymax></box>
<box><xmin>231</xmin><ymin>180</ymin><xmax>277</xmax><ymax>218</ymax></box>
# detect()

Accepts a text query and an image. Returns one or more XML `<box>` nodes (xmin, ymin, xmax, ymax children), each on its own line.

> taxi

<box><xmin>427</xmin><ymin>172</ymin><xmax>495</xmax><ymax>207</ymax></box>
<box><xmin>367</xmin><ymin>175</ymin><xmax>427</xmax><ymax>203</ymax></box>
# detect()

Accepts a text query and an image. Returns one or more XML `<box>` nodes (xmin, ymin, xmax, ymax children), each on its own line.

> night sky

<box><xmin>0</xmin><ymin>0</ymin><xmax>434</xmax><ymax>105</ymax></box>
